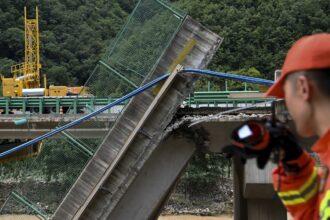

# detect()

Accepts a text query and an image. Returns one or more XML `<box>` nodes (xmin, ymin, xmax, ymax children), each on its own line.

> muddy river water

<box><xmin>0</xmin><ymin>215</ymin><xmax>233</xmax><ymax>220</ymax></box>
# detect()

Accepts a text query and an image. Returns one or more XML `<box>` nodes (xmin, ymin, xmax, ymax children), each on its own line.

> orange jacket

<box><xmin>272</xmin><ymin>129</ymin><xmax>330</xmax><ymax>220</ymax></box>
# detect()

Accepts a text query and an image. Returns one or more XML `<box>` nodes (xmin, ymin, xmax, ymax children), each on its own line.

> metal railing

<box><xmin>0</xmin><ymin>91</ymin><xmax>272</xmax><ymax>115</ymax></box>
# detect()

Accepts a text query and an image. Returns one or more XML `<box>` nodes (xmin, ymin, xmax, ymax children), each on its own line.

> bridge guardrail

<box><xmin>0</xmin><ymin>91</ymin><xmax>272</xmax><ymax>115</ymax></box>
<box><xmin>0</xmin><ymin>97</ymin><xmax>128</xmax><ymax>114</ymax></box>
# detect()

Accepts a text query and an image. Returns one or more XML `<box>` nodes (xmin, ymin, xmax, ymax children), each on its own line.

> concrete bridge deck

<box><xmin>0</xmin><ymin>114</ymin><xmax>117</xmax><ymax>139</ymax></box>
<box><xmin>52</xmin><ymin>16</ymin><xmax>222</xmax><ymax>220</ymax></box>
<box><xmin>0</xmin><ymin>106</ymin><xmax>272</xmax><ymax>139</ymax></box>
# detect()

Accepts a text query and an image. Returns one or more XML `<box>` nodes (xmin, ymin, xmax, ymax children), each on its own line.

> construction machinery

<box><xmin>1</xmin><ymin>5</ymin><xmax>87</xmax><ymax>98</ymax></box>
<box><xmin>0</xmin><ymin>5</ymin><xmax>85</xmax><ymax>163</ymax></box>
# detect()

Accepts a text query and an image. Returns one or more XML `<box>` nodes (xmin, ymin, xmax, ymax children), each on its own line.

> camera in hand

<box><xmin>223</xmin><ymin>117</ymin><xmax>302</xmax><ymax>169</ymax></box>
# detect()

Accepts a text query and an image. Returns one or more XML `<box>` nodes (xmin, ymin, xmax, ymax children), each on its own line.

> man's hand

<box><xmin>222</xmin><ymin>118</ymin><xmax>303</xmax><ymax>170</ymax></box>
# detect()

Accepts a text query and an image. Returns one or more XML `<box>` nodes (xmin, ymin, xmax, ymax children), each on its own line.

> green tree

<box><xmin>172</xmin><ymin>0</ymin><xmax>330</xmax><ymax>79</ymax></box>
<box><xmin>226</xmin><ymin>67</ymin><xmax>262</xmax><ymax>91</ymax></box>
<box><xmin>0</xmin><ymin>0</ymin><xmax>132</xmax><ymax>86</ymax></box>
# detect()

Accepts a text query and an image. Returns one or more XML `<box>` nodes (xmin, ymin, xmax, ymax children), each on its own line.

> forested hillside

<box><xmin>0</xmin><ymin>0</ymin><xmax>135</xmax><ymax>86</ymax></box>
<box><xmin>0</xmin><ymin>0</ymin><xmax>329</xmax><ymax>87</ymax></box>
<box><xmin>173</xmin><ymin>0</ymin><xmax>330</xmax><ymax>78</ymax></box>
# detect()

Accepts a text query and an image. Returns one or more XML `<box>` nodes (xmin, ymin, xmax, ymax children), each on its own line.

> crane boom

<box><xmin>11</xmin><ymin>6</ymin><xmax>41</xmax><ymax>89</ymax></box>
<box><xmin>24</xmin><ymin>6</ymin><xmax>41</xmax><ymax>88</ymax></box>
<box><xmin>0</xmin><ymin>4</ymin><xmax>85</xmax><ymax>98</ymax></box>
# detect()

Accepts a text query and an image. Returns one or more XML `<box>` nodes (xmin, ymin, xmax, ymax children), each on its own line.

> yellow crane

<box><xmin>1</xmin><ymin>5</ymin><xmax>86</xmax><ymax>97</ymax></box>
<box><xmin>0</xmin><ymin>5</ymin><xmax>84</xmax><ymax>163</ymax></box>
<box><xmin>2</xmin><ymin>6</ymin><xmax>46</xmax><ymax>97</ymax></box>
<box><xmin>0</xmin><ymin>6</ymin><xmax>43</xmax><ymax>164</ymax></box>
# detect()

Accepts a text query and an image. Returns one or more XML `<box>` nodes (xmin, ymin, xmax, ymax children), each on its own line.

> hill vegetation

<box><xmin>0</xmin><ymin>0</ymin><xmax>328</xmax><ymax>87</ymax></box>
<box><xmin>0</xmin><ymin>0</ymin><xmax>134</xmax><ymax>86</ymax></box>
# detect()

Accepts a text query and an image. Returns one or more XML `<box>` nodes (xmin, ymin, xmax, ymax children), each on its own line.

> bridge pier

<box><xmin>233</xmin><ymin>158</ymin><xmax>287</xmax><ymax>220</ymax></box>
<box><xmin>106</xmin><ymin>134</ymin><xmax>196</xmax><ymax>220</ymax></box>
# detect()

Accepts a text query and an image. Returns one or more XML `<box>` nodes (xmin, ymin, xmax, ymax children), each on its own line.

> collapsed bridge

<box><xmin>0</xmin><ymin>1</ymin><xmax>307</xmax><ymax>220</ymax></box>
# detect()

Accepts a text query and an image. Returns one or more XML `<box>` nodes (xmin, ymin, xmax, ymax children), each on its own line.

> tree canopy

<box><xmin>0</xmin><ymin>0</ymin><xmax>134</xmax><ymax>86</ymax></box>
<box><xmin>172</xmin><ymin>0</ymin><xmax>330</xmax><ymax>79</ymax></box>
<box><xmin>0</xmin><ymin>0</ymin><xmax>329</xmax><ymax>87</ymax></box>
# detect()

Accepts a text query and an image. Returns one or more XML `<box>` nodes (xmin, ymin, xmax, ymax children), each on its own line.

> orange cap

<box><xmin>265</xmin><ymin>33</ymin><xmax>330</xmax><ymax>98</ymax></box>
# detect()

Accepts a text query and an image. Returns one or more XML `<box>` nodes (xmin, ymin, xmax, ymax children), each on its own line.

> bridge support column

<box><xmin>233</xmin><ymin>159</ymin><xmax>287</xmax><ymax>220</ymax></box>
<box><xmin>106</xmin><ymin>135</ymin><xmax>196</xmax><ymax>220</ymax></box>
<box><xmin>233</xmin><ymin>157</ymin><xmax>247</xmax><ymax>220</ymax></box>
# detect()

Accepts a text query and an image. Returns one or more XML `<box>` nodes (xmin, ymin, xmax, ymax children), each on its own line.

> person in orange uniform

<box><xmin>223</xmin><ymin>33</ymin><xmax>330</xmax><ymax>220</ymax></box>
<box><xmin>265</xmin><ymin>33</ymin><xmax>330</xmax><ymax>219</ymax></box>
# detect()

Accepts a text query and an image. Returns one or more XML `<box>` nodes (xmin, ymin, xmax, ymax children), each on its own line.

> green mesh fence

<box><xmin>0</xmin><ymin>0</ymin><xmax>185</xmax><ymax>217</ymax></box>
<box><xmin>100</xmin><ymin>0</ymin><xmax>185</xmax><ymax>88</ymax></box>
<box><xmin>0</xmin><ymin>191</ymin><xmax>49</xmax><ymax>219</ymax></box>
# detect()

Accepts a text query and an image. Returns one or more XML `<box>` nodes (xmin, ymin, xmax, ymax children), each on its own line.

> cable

<box><xmin>182</xmin><ymin>68</ymin><xmax>274</xmax><ymax>86</ymax></box>
<box><xmin>0</xmin><ymin>69</ymin><xmax>274</xmax><ymax>158</ymax></box>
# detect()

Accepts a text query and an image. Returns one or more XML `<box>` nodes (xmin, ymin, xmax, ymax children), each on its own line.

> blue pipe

<box><xmin>183</xmin><ymin>68</ymin><xmax>274</xmax><ymax>86</ymax></box>
<box><xmin>0</xmin><ymin>69</ymin><xmax>274</xmax><ymax>158</ymax></box>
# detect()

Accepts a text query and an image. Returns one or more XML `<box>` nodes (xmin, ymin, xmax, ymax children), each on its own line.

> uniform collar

<box><xmin>312</xmin><ymin>129</ymin><xmax>330</xmax><ymax>154</ymax></box>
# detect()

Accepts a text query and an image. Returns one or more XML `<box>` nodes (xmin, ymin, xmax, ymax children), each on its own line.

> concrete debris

<box><xmin>166</xmin><ymin>113</ymin><xmax>271</xmax><ymax>134</ymax></box>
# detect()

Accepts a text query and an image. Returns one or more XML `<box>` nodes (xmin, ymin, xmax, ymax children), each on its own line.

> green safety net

<box><xmin>91</xmin><ymin>0</ymin><xmax>186</xmax><ymax>94</ymax></box>
<box><xmin>0</xmin><ymin>0</ymin><xmax>185</xmax><ymax>217</ymax></box>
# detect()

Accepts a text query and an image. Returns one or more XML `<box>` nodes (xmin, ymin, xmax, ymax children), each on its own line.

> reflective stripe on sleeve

<box><xmin>278</xmin><ymin>168</ymin><xmax>318</xmax><ymax>206</ymax></box>
<box><xmin>320</xmin><ymin>190</ymin><xmax>330</xmax><ymax>219</ymax></box>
